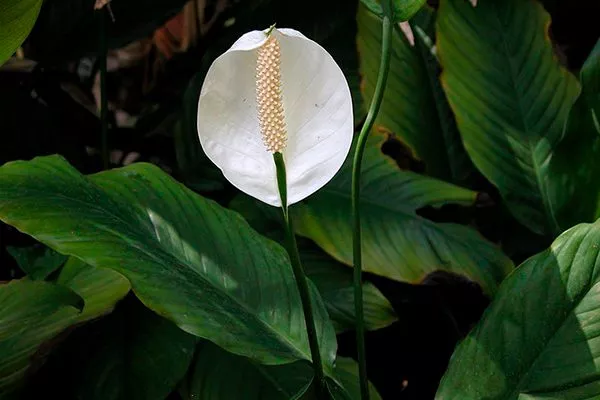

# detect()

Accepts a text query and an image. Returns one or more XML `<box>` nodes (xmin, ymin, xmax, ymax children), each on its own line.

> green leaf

<box><xmin>0</xmin><ymin>156</ymin><xmax>336</xmax><ymax>371</ymax></box>
<box><xmin>0</xmin><ymin>0</ymin><xmax>42</xmax><ymax>65</ymax></box>
<box><xmin>437</xmin><ymin>0</ymin><xmax>581</xmax><ymax>235</ymax></box>
<box><xmin>329</xmin><ymin>357</ymin><xmax>382</xmax><ymax>400</ymax></box>
<box><xmin>0</xmin><ymin>279</ymin><xmax>82</xmax><ymax>397</ymax></box>
<box><xmin>360</xmin><ymin>0</ymin><xmax>427</xmax><ymax>22</ymax></box>
<box><xmin>301</xmin><ymin>245</ymin><xmax>397</xmax><ymax>333</ymax></box>
<box><xmin>436</xmin><ymin>219</ymin><xmax>600</xmax><ymax>399</ymax></box>
<box><xmin>182</xmin><ymin>342</ymin><xmax>381</xmax><ymax>400</ymax></box>
<box><xmin>293</xmin><ymin>134</ymin><xmax>513</xmax><ymax>296</ymax></box>
<box><xmin>7</xmin><ymin>244</ymin><xmax>67</xmax><ymax>280</ymax></box>
<box><xmin>545</xmin><ymin>88</ymin><xmax>600</xmax><ymax>232</ymax></box>
<box><xmin>358</xmin><ymin>4</ymin><xmax>473</xmax><ymax>182</ymax></box>
<box><xmin>56</xmin><ymin>257</ymin><xmax>130</xmax><ymax>322</ymax></box>
<box><xmin>229</xmin><ymin>194</ymin><xmax>397</xmax><ymax>333</ymax></box>
<box><xmin>581</xmin><ymin>39</ymin><xmax>600</xmax><ymax>130</ymax></box>
<box><xmin>69</xmin><ymin>298</ymin><xmax>197</xmax><ymax>400</ymax></box>
<box><xmin>546</xmin><ymin>38</ymin><xmax>600</xmax><ymax>229</ymax></box>
<box><xmin>183</xmin><ymin>342</ymin><xmax>313</xmax><ymax>400</ymax></box>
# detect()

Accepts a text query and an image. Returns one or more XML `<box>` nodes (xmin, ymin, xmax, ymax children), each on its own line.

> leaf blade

<box><xmin>0</xmin><ymin>156</ymin><xmax>336</xmax><ymax>370</ymax></box>
<box><xmin>436</xmin><ymin>219</ymin><xmax>600</xmax><ymax>399</ymax></box>
<box><xmin>437</xmin><ymin>0</ymin><xmax>581</xmax><ymax>234</ymax></box>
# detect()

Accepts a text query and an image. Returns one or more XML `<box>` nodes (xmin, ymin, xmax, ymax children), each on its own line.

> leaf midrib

<box><xmin>507</xmin><ymin>279</ymin><xmax>600</xmax><ymax>398</ymax></box>
<box><xmin>491</xmin><ymin>2</ymin><xmax>556</xmax><ymax>234</ymax></box>
<box><xmin>5</xmin><ymin>163</ymin><xmax>314</xmax><ymax>366</ymax></box>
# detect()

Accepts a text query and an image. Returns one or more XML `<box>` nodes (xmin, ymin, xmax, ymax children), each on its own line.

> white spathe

<box><xmin>197</xmin><ymin>28</ymin><xmax>353</xmax><ymax>207</ymax></box>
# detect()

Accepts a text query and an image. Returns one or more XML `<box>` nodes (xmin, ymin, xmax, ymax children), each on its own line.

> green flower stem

<box><xmin>99</xmin><ymin>10</ymin><xmax>109</xmax><ymax>170</ymax></box>
<box><xmin>273</xmin><ymin>152</ymin><xmax>328</xmax><ymax>399</ymax></box>
<box><xmin>351</xmin><ymin>2</ymin><xmax>394</xmax><ymax>399</ymax></box>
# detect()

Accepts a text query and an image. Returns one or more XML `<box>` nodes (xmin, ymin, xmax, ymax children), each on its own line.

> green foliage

<box><xmin>0</xmin><ymin>0</ymin><xmax>598</xmax><ymax>397</ymax></box>
<box><xmin>358</xmin><ymin>4</ymin><xmax>473</xmax><ymax>182</ymax></box>
<box><xmin>182</xmin><ymin>342</ymin><xmax>313</xmax><ymax>400</ymax></box>
<box><xmin>66</xmin><ymin>298</ymin><xmax>197</xmax><ymax>400</ymax></box>
<box><xmin>56</xmin><ymin>258</ymin><xmax>130</xmax><ymax>322</ymax></box>
<box><xmin>182</xmin><ymin>342</ymin><xmax>382</xmax><ymax>400</ymax></box>
<box><xmin>7</xmin><ymin>245</ymin><xmax>67</xmax><ymax>280</ymax></box>
<box><xmin>0</xmin><ymin>156</ymin><xmax>336</xmax><ymax>371</ymax></box>
<box><xmin>436</xmin><ymin>219</ymin><xmax>600</xmax><ymax>399</ymax></box>
<box><xmin>293</xmin><ymin>133</ymin><xmax>513</xmax><ymax>295</ymax></box>
<box><xmin>545</xmin><ymin>43</ymin><xmax>600</xmax><ymax>235</ymax></box>
<box><xmin>581</xmin><ymin>40</ymin><xmax>600</xmax><ymax>121</ymax></box>
<box><xmin>0</xmin><ymin>280</ymin><xmax>82</xmax><ymax>397</ymax></box>
<box><xmin>437</xmin><ymin>0</ymin><xmax>581</xmax><ymax>235</ymax></box>
<box><xmin>229</xmin><ymin>194</ymin><xmax>398</xmax><ymax>333</ymax></box>
<box><xmin>0</xmin><ymin>0</ymin><xmax>42</xmax><ymax>65</ymax></box>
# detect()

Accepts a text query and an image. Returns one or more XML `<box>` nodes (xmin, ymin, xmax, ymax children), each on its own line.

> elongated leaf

<box><xmin>0</xmin><ymin>280</ymin><xmax>82</xmax><ymax>397</ymax></box>
<box><xmin>437</xmin><ymin>0</ymin><xmax>581</xmax><ymax>235</ymax></box>
<box><xmin>183</xmin><ymin>342</ymin><xmax>381</xmax><ymax>400</ymax></box>
<box><xmin>436</xmin><ymin>219</ymin><xmax>600</xmax><ymax>399</ymax></box>
<box><xmin>229</xmin><ymin>194</ymin><xmax>397</xmax><ymax>333</ymax></box>
<box><xmin>293</xmin><ymin>134</ymin><xmax>513</xmax><ymax>295</ymax></box>
<box><xmin>0</xmin><ymin>0</ymin><xmax>42</xmax><ymax>65</ymax></box>
<box><xmin>358</xmin><ymin>4</ymin><xmax>472</xmax><ymax>182</ymax></box>
<box><xmin>70</xmin><ymin>299</ymin><xmax>196</xmax><ymax>400</ymax></box>
<box><xmin>56</xmin><ymin>257</ymin><xmax>130</xmax><ymax>322</ymax></box>
<box><xmin>0</xmin><ymin>156</ymin><xmax>336</xmax><ymax>371</ymax></box>
<box><xmin>7</xmin><ymin>245</ymin><xmax>67</xmax><ymax>280</ymax></box>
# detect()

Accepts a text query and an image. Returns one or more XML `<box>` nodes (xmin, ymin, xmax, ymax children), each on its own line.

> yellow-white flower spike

<box><xmin>256</xmin><ymin>35</ymin><xmax>287</xmax><ymax>153</ymax></box>
<box><xmin>197</xmin><ymin>28</ymin><xmax>353</xmax><ymax>207</ymax></box>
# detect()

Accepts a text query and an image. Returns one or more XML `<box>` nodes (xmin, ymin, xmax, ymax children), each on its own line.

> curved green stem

<box><xmin>273</xmin><ymin>152</ymin><xmax>328</xmax><ymax>399</ymax></box>
<box><xmin>351</xmin><ymin>3</ymin><xmax>393</xmax><ymax>399</ymax></box>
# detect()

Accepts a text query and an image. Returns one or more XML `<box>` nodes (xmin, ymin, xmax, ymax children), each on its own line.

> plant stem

<box><xmin>273</xmin><ymin>152</ymin><xmax>328</xmax><ymax>399</ymax></box>
<box><xmin>99</xmin><ymin>11</ymin><xmax>109</xmax><ymax>170</ymax></box>
<box><xmin>351</xmin><ymin>3</ymin><xmax>393</xmax><ymax>399</ymax></box>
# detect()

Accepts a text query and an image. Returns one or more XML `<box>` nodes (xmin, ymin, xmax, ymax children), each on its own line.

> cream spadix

<box><xmin>197</xmin><ymin>28</ymin><xmax>353</xmax><ymax>206</ymax></box>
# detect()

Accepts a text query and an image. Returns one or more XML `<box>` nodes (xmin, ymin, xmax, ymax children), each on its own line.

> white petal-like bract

<box><xmin>197</xmin><ymin>28</ymin><xmax>353</xmax><ymax>206</ymax></box>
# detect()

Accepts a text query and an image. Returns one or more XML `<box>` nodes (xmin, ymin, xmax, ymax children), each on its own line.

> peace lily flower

<box><xmin>197</xmin><ymin>27</ymin><xmax>353</xmax><ymax>206</ymax></box>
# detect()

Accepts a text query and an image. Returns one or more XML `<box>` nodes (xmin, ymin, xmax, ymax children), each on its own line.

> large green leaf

<box><xmin>0</xmin><ymin>156</ymin><xmax>336</xmax><ymax>371</ymax></box>
<box><xmin>292</xmin><ymin>135</ymin><xmax>512</xmax><ymax>294</ymax></box>
<box><xmin>0</xmin><ymin>279</ymin><xmax>82</xmax><ymax>397</ymax></box>
<box><xmin>0</xmin><ymin>258</ymin><xmax>128</xmax><ymax>396</ymax></box>
<box><xmin>7</xmin><ymin>244</ymin><xmax>67</xmax><ymax>280</ymax></box>
<box><xmin>293</xmin><ymin>134</ymin><xmax>513</xmax><ymax>295</ymax></box>
<box><xmin>229</xmin><ymin>194</ymin><xmax>397</xmax><ymax>333</ymax></box>
<box><xmin>0</xmin><ymin>0</ymin><xmax>42</xmax><ymax>65</ymax></box>
<box><xmin>56</xmin><ymin>257</ymin><xmax>130</xmax><ymax>322</ymax></box>
<box><xmin>436</xmin><ymin>219</ymin><xmax>600</xmax><ymax>399</ymax></box>
<box><xmin>358</xmin><ymin>4</ymin><xmax>473</xmax><ymax>182</ymax></box>
<box><xmin>437</xmin><ymin>0</ymin><xmax>581</xmax><ymax>235</ymax></box>
<box><xmin>69</xmin><ymin>298</ymin><xmax>196</xmax><ymax>400</ymax></box>
<box><xmin>182</xmin><ymin>342</ymin><xmax>381</xmax><ymax>400</ymax></box>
